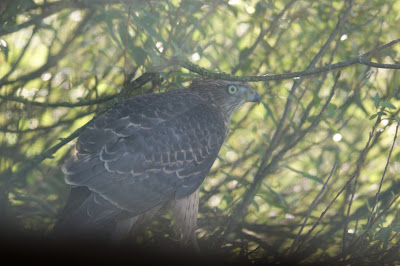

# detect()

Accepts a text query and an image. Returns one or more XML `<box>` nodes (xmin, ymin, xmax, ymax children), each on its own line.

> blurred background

<box><xmin>0</xmin><ymin>0</ymin><xmax>400</xmax><ymax>263</ymax></box>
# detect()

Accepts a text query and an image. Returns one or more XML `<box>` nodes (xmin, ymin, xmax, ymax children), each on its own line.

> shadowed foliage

<box><xmin>1</xmin><ymin>0</ymin><xmax>400</xmax><ymax>264</ymax></box>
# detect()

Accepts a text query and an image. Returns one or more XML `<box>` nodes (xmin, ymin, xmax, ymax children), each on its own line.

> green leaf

<box><xmin>375</xmin><ymin>227</ymin><xmax>392</xmax><ymax>250</ymax></box>
<box><xmin>251</xmin><ymin>198</ymin><xmax>260</xmax><ymax>212</ymax></box>
<box><xmin>375</xmin><ymin>227</ymin><xmax>391</xmax><ymax>241</ymax></box>
<box><xmin>263</xmin><ymin>102</ymin><xmax>277</xmax><ymax>126</ymax></box>
<box><xmin>322</xmin><ymin>119</ymin><xmax>339</xmax><ymax>132</ymax></box>
<box><xmin>308</xmin><ymin>115</ymin><xmax>317</xmax><ymax>123</ymax></box>
<box><xmin>196</xmin><ymin>46</ymin><xmax>203</xmax><ymax>56</ymax></box>
<box><xmin>261</xmin><ymin>183</ymin><xmax>291</xmax><ymax>211</ymax></box>
<box><xmin>140</xmin><ymin>9</ymin><xmax>162</xmax><ymax>26</ymax></box>
<box><xmin>325</xmin><ymin>108</ymin><xmax>335</xmax><ymax>118</ymax></box>
<box><xmin>377</xmin><ymin>111</ymin><xmax>387</xmax><ymax>116</ymax></box>
<box><xmin>284</xmin><ymin>166</ymin><xmax>324</xmax><ymax>184</ymax></box>
<box><xmin>326</xmin><ymin>104</ymin><xmax>337</xmax><ymax>118</ymax></box>
<box><xmin>262</xmin><ymin>133</ymin><xmax>271</xmax><ymax>143</ymax></box>
<box><xmin>374</xmin><ymin>93</ymin><xmax>380</xmax><ymax>108</ymax></box>
<box><xmin>252</xmin><ymin>125</ymin><xmax>257</xmax><ymax>136</ymax></box>
<box><xmin>291</xmin><ymin>121</ymin><xmax>297</xmax><ymax>131</ymax></box>
<box><xmin>129</xmin><ymin>46</ymin><xmax>147</xmax><ymax>66</ymax></box>
<box><xmin>223</xmin><ymin>191</ymin><xmax>233</xmax><ymax>205</ymax></box>
<box><xmin>170</xmin><ymin>40</ymin><xmax>181</xmax><ymax>55</ymax></box>
<box><xmin>381</xmin><ymin>101</ymin><xmax>396</xmax><ymax>109</ymax></box>
<box><xmin>104</xmin><ymin>17</ymin><xmax>123</xmax><ymax>49</ymax></box>
<box><xmin>142</xmin><ymin>44</ymin><xmax>160</xmax><ymax>64</ymax></box>
<box><xmin>313</xmin><ymin>93</ymin><xmax>321</xmax><ymax>107</ymax></box>
<box><xmin>328</xmin><ymin>103</ymin><xmax>337</xmax><ymax>110</ymax></box>
<box><xmin>369</xmin><ymin>113</ymin><xmax>377</xmax><ymax>120</ymax></box>
<box><xmin>117</xmin><ymin>21</ymin><xmax>129</xmax><ymax>47</ymax></box>
<box><xmin>130</xmin><ymin>11</ymin><xmax>166</xmax><ymax>45</ymax></box>
<box><xmin>217</xmin><ymin>155</ymin><xmax>225</xmax><ymax>162</ymax></box>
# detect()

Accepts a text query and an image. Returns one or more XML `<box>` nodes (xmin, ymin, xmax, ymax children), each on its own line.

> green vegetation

<box><xmin>1</xmin><ymin>0</ymin><xmax>399</xmax><ymax>263</ymax></box>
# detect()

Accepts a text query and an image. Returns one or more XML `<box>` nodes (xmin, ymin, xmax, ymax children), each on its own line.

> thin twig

<box><xmin>345</xmin><ymin>123</ymin><xmax>399</xmax><ymax>263</ymax></box>
<box><xmin>370</xmin><ymin>194</ymin><xmax>400</xmax><ymax>227</ymax></box>
<box><xmin>365</xmin><ymin>123</ymin><xmax>399</xmax><ymax>237</ymax></box>
<box><xmin>342</xmin><ymin>118</ymin><xmax>380</xmax><ymax>254</ymax></box>
<box><xmin>290</xmin><ymin>162</ymin><xmax>337</xmax><ymax>254</ymax></box>
<box><xmin>343</xmin><ymin>88</ymin><xmax>399</xmax><ymax>253</ymax></box>
<box><xmin>294</xmin><ymin>178</ymin><xmax>351</xmax><ymax>253</ymax></box>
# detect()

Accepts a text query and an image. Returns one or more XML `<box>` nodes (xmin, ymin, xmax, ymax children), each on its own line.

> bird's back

<box><xmin>53</xmin><ymin>88</ymin><xmax>228</xmax><ymax>239</ymax></box>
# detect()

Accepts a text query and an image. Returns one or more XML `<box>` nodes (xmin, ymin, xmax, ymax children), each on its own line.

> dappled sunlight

<box><xmin>1</xmin><ymin>0</ymin><xmax>400</xmax><ymax>264</ymax></box>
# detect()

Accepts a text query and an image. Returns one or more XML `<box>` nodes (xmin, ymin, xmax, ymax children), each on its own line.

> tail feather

<box><xmin>51</xmin><ymin>187</ymin><xmax>121</xmax><ymax>240</ymax></box>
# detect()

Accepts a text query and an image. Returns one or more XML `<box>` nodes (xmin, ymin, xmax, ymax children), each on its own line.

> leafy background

<box><xmin>1</xmin><ymin>0</ymin><xmax>400</xmax><ymax>263</ymax></box>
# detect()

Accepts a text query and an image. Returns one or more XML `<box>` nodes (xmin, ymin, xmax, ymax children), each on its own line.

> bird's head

<box><xmin>189</xmin><ymin>78</ymin><xmax>261</xmax><ymax>117</ymax></box>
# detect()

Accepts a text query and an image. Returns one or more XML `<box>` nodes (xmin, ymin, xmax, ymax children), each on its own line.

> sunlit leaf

<box><xmin>374</xmin><ymin>93</ymin><xmax>380</xmax><ymax>108</ymax></box>
<box><xmin>261</xmin><ymin>183</ymin><xmax>291</xmax><ymax>211</ymax></box>
<box><xmin>130</xmin><ymin>11</ymin><xmax>166</xmax><ymax>45</ymax></box>
<box><xmin>369</xmin><ymin>113</ymin><xmax>377</xmax><ymax>120</ymax></box>
<box><xmin>284</xmin><ymin>166</ymin><xmax>324</xmax><ymax>184</ymax></box>
<box><xmin>381</xmin><ymin>102</ymin><xmax>396</xmax><ymax>110</ymax></box>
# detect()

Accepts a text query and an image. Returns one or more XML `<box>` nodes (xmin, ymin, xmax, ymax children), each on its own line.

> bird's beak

<box><xmin>248</xmin><ymin>90</ymin><xmax>261</xmax><ymax>105</ymax></box>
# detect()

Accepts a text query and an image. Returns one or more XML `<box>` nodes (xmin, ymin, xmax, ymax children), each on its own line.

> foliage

<box><xmin>1</xmin><ymin>0</ymin><xmax>400</xmax><ymax>263</ymax></box>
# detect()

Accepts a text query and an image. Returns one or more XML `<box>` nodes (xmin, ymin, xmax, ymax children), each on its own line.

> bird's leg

<box><xmin>190</xmin><ymin>230</ymin><xmax>200</xmax><ymax>253</ymax></box>
<box><xmin>172</xmin><ymin>188</ymin><xmax>200</xmax><ymax>252</ymax></box>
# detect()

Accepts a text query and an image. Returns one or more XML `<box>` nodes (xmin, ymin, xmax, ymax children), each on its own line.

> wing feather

<box><xmin>63</xmin><ymin>90</ymin><xmax>228</xmax><ymax>224</ymax></box>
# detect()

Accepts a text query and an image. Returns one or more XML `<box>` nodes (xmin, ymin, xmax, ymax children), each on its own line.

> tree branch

<box><xmin>174</xmin><ymin>37</ymin><xmax>400</xmax><ymax>82</ymax></box>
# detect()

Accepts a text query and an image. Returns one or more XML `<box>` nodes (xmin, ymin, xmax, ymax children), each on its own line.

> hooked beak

<box><xmin>248</xmin><ymin>89</ymin><xmax>261</xmax><ymax>105</ymax></box>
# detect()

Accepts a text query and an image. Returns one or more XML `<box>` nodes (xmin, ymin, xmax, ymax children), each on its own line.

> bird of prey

<box><xmin>54</xmin><ymin>78</ymin><xmax>260</xmax><ymax>250</ymax></box>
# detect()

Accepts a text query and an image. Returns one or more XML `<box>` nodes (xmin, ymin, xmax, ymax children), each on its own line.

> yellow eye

<box><xmin>228</xmin><ymin>85</ymin><xmax>238</xmax><ymax>94</ymax></box>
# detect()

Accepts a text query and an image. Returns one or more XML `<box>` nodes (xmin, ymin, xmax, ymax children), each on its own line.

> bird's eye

<box><xmin>228</xmin><ymin>85</ymin><xmax>238</xmax><ymax>94</ymax></box>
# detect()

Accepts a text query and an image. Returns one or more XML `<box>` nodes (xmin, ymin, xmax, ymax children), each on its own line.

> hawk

<box><xmin>54</xmin><ymin>78</ymin><xmax>260</xmax><ymax>250</ymax></box>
